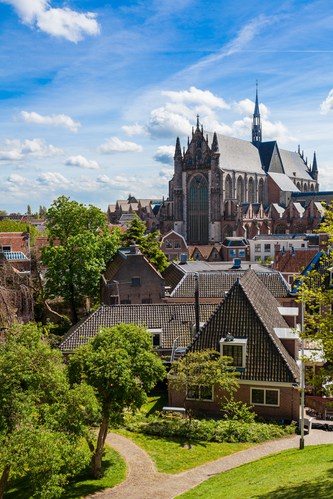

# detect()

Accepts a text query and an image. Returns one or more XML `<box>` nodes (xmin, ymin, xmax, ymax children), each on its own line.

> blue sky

<box><xmin>0</xmin><ymin>0</ymin><xmax>333</xmax><ymax>214</ymax></box>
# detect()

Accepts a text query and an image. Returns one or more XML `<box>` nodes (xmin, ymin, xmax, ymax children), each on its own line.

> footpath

<box><xmin>86</xmin><ymin>429</ymin><xmax>333</xmax><ymax>499</ymax></box>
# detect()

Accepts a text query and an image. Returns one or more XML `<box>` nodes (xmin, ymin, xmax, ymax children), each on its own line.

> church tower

<box><xmin>252</xmin><ymin>82</ymin><xmax>262</xmax><ymax>144</ymax></box>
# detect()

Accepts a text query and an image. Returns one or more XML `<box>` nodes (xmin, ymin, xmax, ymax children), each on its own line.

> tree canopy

<box><xmin>41</xmin><ymin>196</ymin><xmax>121</xmax><ymax>324</ymax></box>
<box><xmin>68</xmin><ymin>323</ymin><xmax>166</xmax><ymax>478</ymax></box>
<box><xmin>121</xmin><ymin>215</ymin><xmax>168</xmax><ymax>272</ymax></box>
<box><xmin>168</xmin><ymin>350</ymin><xmax>239</xmax><ymax>410</ymax></box>
<box><xmin>0</xmin><ymin>323</ymin><xmax>99</xmax><ymax>498</ymax></box>
<box><xmin>0</xmin><ymin>219</ymin><xmax>39</xmax><ymax>244</ymax></box>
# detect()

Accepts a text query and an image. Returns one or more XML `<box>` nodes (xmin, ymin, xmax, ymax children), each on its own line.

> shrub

<box><xmin>123</xmin><ymin>414</ymin><xmax>296</xmax><ymax>443</ymax></box>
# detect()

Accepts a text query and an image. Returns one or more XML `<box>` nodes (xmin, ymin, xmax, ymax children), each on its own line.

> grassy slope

<box><xmin>178</xmin><ymin>444</ymin><xmax>333</xmax><ymax>498</ymax></box>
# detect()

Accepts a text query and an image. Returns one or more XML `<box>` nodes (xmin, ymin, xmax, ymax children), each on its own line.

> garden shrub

<box><xmin>123</xmin><ymin>414</ymin><xmax>296</xmax><ymax>443</ymax></box>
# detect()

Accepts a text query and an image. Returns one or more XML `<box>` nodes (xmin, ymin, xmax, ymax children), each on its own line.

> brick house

<box><xmin>168</xmin><ymin>270</ymin><xmax>300</xmax><ymax>421</ymax></box>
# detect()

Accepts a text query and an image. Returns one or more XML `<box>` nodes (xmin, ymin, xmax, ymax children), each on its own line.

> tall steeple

<box><xmin>311</xmin><ymin>151</ymin><xmax>318</xmax><ymax>180</ymax></box>
<box><xmin>252</xmin><ymin>81</ymin><xmax>262</xmax><ymax>144</ymax></box>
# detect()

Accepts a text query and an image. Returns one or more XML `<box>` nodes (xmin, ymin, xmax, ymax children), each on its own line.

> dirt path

<box><xmin>86</xmin><ymin>429</ymin><xmax>333</xmax><ymax>499</ymax></box>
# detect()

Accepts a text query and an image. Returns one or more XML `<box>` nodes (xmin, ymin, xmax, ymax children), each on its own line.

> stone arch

<box><xmin>296</xmin><ymin>182</ymin><xmax>301</xmax><ymax>191</ymax></box>
<box><xmin>303</xmin><ymin>184</ymin><xmax>308</xmax><ymax>192</ymax></box>
<box><xmin>236</xmin><ymin>176</ymin><xmax>244</xmax><ymax>203</ymax></box>
<box><xmin>248</xmin><ymin>177</ymin><xmax>255</xmax><ymax>203</ymax></box>
<box><xmin>225</xmin><ymin>174</ymin><xmax>232</xmax><ymax>199</ymax></box>
<box><xmin>310</xmin><ymin>184</ymin><xmax>315</xmax><ymax>192</ymax></box>
<box><xmin>258</xmin><ymin>178</ymin><xmax>264</xmax><ymax>204</ymax></box>
<box><xmin>187</xmin><ymin>174</ymin><xmax>209</xmax><ymax>244</ymax></box>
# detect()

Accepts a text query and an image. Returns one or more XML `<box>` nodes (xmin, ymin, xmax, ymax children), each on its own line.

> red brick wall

<box><xmin>168</xmin><ymin>382</ymin><xmax>300</xmax><ymax>421</ymax></box>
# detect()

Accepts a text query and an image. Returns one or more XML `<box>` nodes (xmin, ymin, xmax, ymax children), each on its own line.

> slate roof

<box><xmin>269</xmin><ymin>172</ymin><xmax>300</xmax><ymax>192</ymax></box>
<box><xmin>59</xmin><ymin>303</ymin><xmax>218</xmax><ymax>353</ymax></box>
<box><xmin>279</xmin><ymin>149</ymin><xmax>313</xmax><ymax>181</ymax></box>
<box><xmin>170</xmin><ymin>270</ymin><xmax>290</xmax><ymax>299</ymax></box>
<box><xmin>189</xmin><ymin>270</ymin><xmax>299</xmax><ymax>384</ymax></box>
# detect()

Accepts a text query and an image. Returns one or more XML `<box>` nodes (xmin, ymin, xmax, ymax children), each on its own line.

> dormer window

<box><xmin>220</xmin><ymin>334</ymin><xmax>247</xmax><ymax>369</ymax></box>
<box><xmin>148</xmin><ymin>328</ymin><xmax>162</xmax><ymax>348</ymax></box>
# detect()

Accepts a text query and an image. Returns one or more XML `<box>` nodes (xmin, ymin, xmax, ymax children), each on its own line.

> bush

<box><xmin>123</xmin><ymin>414</ymin><xmax>296</xmax><ymax>443</ymax></box>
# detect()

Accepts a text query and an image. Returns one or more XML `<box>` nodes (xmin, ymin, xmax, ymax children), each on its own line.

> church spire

<box><xmin>211</xmin><ymin>132</ymin><xmax>219</xmax><ymax>153</ymax></box>
<box><xmin>311</xmin><ymin>151</ymin><xmax>318</xmax><ymax>180</ymax></box>
<box><xmin>174</xmin><ymin>137</ymin><xmax>182</xmax><ymax>158</ymax></box>
<box><xmin>252</xmin><ymin>81</ymin><xmax>262</xmax><ymax>144</ymax></box>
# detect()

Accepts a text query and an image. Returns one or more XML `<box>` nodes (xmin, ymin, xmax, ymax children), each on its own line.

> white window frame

<box><xmin>186</xmin><ymin>384</ymin><xmax>214</xmax><ymax>402</ymax></box>
<box><xmin>220</xmin><ymin>337</ymin><xmax>247</xmax><ymax>368</ymax></box>
<box><xmin>254</xmin><ymin>243</ymin><xmax>261</xmax><ymax>252</ymax></box>
<box><xmin>148</xmin><ymin>328</ymin><xmax>162</xmax><ymax>348</ymax></box>
<box><xmin>250</xmin><ymin>387</ymin><xmax>280</xmax><ymax>407</ymax></box>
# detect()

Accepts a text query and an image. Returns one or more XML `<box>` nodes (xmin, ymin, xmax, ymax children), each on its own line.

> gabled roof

<box><xmin>189</xmin><ymin>270</ymin><xmax>299</xmax><ymax>383</ymax></box>
<box><xmin>59</xmin><ymin>303</ymin><xmax>218</xmax><ymax>353</ymax></box>
<box><xmin>170</xmin><ymin>270</ymin><xmax>290</xmax><ymax>299</ymax></box>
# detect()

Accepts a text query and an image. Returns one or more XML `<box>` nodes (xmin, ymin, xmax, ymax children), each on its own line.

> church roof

<box><xmin>208</xmin><ymin>134</ymin><xmax>264</xmax><ymax>175</ymax></box>
<box><xmin>279</xmin><ymin>149</ymin><xmax>313</xmax><ymax>181</ymax></box>
<box><xmin>269</xmin><ymin>172</ymin><xmax>300</xmax><ymax>192</ymax></box>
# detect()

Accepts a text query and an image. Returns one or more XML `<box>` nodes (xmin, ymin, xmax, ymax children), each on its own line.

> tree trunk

<box><xmin>0</xmin><ymin>465</ymin><xmax>10</xmax><ymax>499</ymax></box>
<box><xmin>91</xmin><ymin>409</ymin><xmax>110</xmax><ymax>479</ymax></box>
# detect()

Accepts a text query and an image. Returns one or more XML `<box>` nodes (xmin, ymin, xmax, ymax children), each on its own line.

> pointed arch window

<box><xmin>236</xmin><ymin>176</ymin><xmax>244</xmax><ymax>203</ymax></box>
<box><xmin>258</xmin><ymin>178</ymin><xmax>264</xmax><ymax>204</ymax></box>
<box><xmin>248</xmin><ymin>177</ymin><xmax>255</xmax><ymax>203</ymax></box>
<box><xmin>225</xmin><ymin>174</ymin><xmax>232</xmax><ymax>199</ymax></box>
<box><xmin>187</xmin><ymin>174</ymin><xmax>209</xmax><ymax>244</ymax></box>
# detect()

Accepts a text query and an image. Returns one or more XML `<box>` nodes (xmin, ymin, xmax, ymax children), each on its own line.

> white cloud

<box><xmin>20</xmin><ymin>111</ymin><xmax>81</xmax><ymax>132</ymax></box>
<box><xmin>162</xmin><ymin>86</ymin><xmax>229</xmax><ymax>110</ymax></box>
<box><xmin>36</xmin><ymin>171</ymin><xmax>71</xmax><ymax>187</ymax></box>
<box><xmin>153</xmin><ymin>145</ymin><xmax>174</xmax><ymax>165</ymax></box>
<box><xmin>320</xmin><ymin>89</ymin><xmax>333</xmax><ymax>114</ymax></box>
<box><xmin>148</xmin><ymin>107</ymin><xmax>192</xmax><ymax>138</ymax></box>
<box><xmin>233</xmin><ymin>99</ymin><xmax>270</xmax><ymax>119</ymax></box>
<box><xmin>0</xmin><ymin>138</ymin><xmax>62</xmax><ymax>161</ymax></box>
<box><xmin>65</xmin><ymin>155</ymin><xmax>99</xmax><ymax>170</ymax></box>
<box><xmin>98</xmin><ymin>137</ymin><xmax>143</xmax><ymax>154</ymax></box>
<box><xmin>3</xmin><ymin>0</ymin><xmax>100</xmax><ymax>42</ymax></box>
<box><xmin>121</xmin><ymin>124</ymin><xmax>147</xmax><ymax>136</ymax></box>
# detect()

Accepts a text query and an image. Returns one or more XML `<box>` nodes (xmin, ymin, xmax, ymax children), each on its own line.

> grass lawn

<box><xmin>178</xmin><ymin>444</ymin><xmax>333</xmax><ymax>498</ymax></box>
<box><xmin>4</xmin><ymin>445</ymin><xmax>126</xmax><ymax>499</ymax></box>
<box><xmin>116</xmin><ymin>429</ymin><xmax>253</xmax><ymax>474</ymax></box>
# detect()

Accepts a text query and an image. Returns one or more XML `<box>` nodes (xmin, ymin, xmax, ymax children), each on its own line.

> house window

<box><xmin>148</xmin><ymin>328</ymin><xmax>162</xmax><ymax>348</ymax></box>
<box><xmin>220</xmin><ymin>336</ymin><xmax>247</xmax><ymax>369</ymax></box>
<box><xmin>1</xmin><ymin>245</ymin><xmax>11</xmax><ymax>252</ymax></box>
<box><xmin>254</xmin><ymin>244</ymin><xmax>261</xmax><ymax>252</ymax></box>
<box><xmin>165</xmin><ymin>239</ymin><xmax>173</xmax><ymax>249</ymax></box>
<box><xmin>174</xmin><ymin>240</ymin><xmax>181</xmax><ymax>249</ymax></box>
<box><xmin>142</xmin><ymin>298</ymin><xmax>152</xmax><ymax>304</ymax></box>
<box><xmin>238</xmin><ymin>249</ymin><xmax>245</xmax><ymax>257</ymax></box>
<box><xmin>131</xmin><ymin>277</ymin><xmax>141</xmax><ymax>286</ymax></box>
<box><xmin>264</xmin><ymin>244</ymin><xmax>271</xmax><ymax>252</ymax></box>
<box><xmin>229</xmin><ymin>249</ymin><xmax>236</xmax><ymax>258</ymax></box>
<box><xmin>187</xmin><ymin>385</ymin><xmax>213</xmax><ymax>401</ymax></box>
<box><xmin>120</xmin><ymin>299</ymin><xmax>131</xmax><ymax>304</ymax></box>
<box><xmin>251</xmin><ymin>388</ymin><xmax>279</xmax><ymax>406</ymax></box>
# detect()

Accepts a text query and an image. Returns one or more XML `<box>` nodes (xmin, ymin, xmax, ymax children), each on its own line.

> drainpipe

<box><xmin>194</xmin><ymin>272</ymin><xmax>200</xmax><ymax>335</ymax></box>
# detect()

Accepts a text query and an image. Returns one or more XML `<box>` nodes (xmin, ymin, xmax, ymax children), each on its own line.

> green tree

<box><xmin>41</xmin><ymin>196</ymin><xmax>121</xmax><ymax>324</ymax></box>
<box><xmin>39</xmin><ymin>205</ymin><xmax>48</xmax><ymax>218</ymax></box>
<box><xmin>0</xmin><ymin>323</ymin><xmax>99</xmax><ymax>498</ymax></box>
<box><xmin>0</xmin><ymin>219</ymin><xmax>39</xmax><ymax>244</ymax></box>
<box><xmin>168</xmin><ymin>350</ymin><xmax>239</xmax><ymax>413</ymax></box>
<box><xmin>68</xmin><ymin>324</ymin><xmax>166</xmax><ymax>478</ymax></box>
<box><xmin>27</xmin><ymin>204</ymin><xmax>32</xmax><ymax>215</ymax></box>
<box><xmin>121</xmin><ymin>215</ymin><xmax>168</xmax><ymax>272</ymax></box>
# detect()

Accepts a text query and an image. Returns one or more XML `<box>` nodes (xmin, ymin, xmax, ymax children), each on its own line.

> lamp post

<box><xmin>300</xmin><ymin>299</ymin><xmax>305</xmax><ymax>450</ymax></box>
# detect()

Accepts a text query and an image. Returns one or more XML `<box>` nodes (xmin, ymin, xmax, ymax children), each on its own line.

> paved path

<box><xmin>87</xmin><ymin>429</ymin><xmax>333</xmax><ymax>499</ymax></box>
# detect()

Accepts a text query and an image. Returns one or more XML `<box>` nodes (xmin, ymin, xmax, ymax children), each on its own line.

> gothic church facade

<box><xmin>167</xmin><ymin>88</ymin><xmax>319</xmax><ymax>245</ymax></box>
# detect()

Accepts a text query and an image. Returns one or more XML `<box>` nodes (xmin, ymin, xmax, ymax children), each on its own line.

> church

<box><xmin>167</xmin><ymin>86</ymin><xmax>319</xmax><ymax>245</ymax></box>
